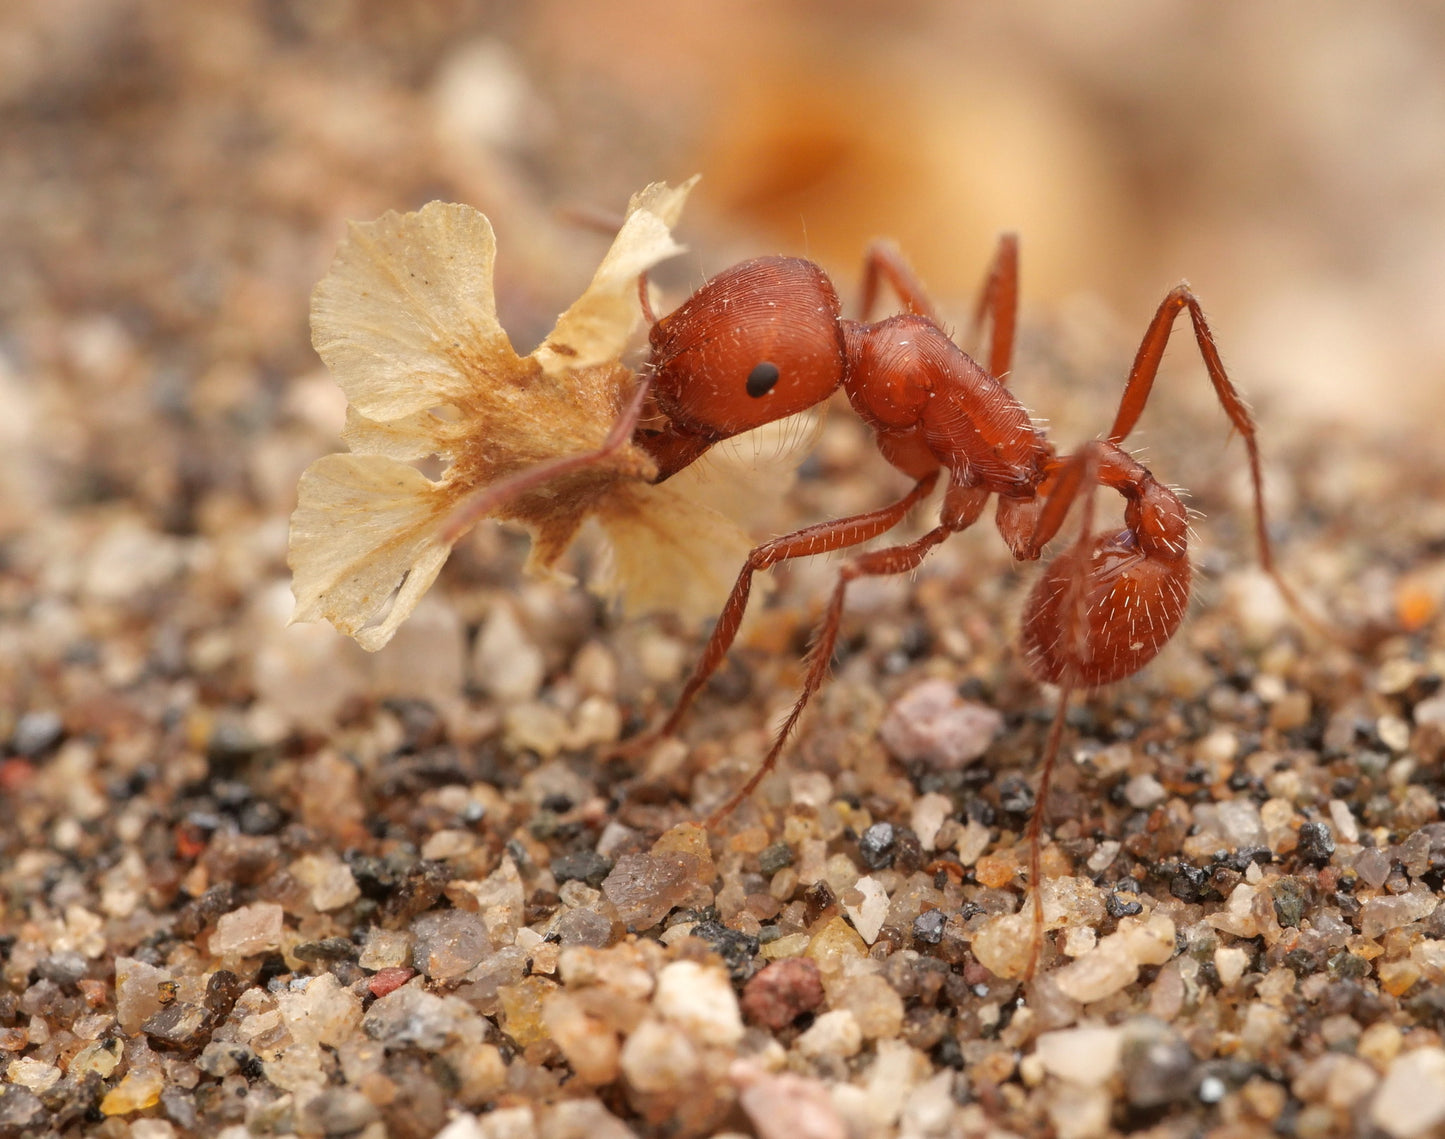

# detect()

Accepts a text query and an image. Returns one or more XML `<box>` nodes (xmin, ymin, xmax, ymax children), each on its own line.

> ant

<box><xmin>448</xmin><ymin>219</ymin><xmax>1313</xmax><ymax>973</ymax></box>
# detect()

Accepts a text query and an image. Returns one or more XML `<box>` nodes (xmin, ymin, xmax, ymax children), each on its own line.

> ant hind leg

<box><xmin>1016</xmin><ymin>445</ymin><xmax>1105</xmax><ymax>979</ymax></box>
<box><xmin>1104</xmin><ymin>286</ymin><xmax>1326</xmax><ymax>638</ymax></box>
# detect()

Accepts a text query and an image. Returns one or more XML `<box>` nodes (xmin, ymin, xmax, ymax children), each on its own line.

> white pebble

<box><xmin>1033</xmin><ymin>1026</ymin><xmax>1123</xmax><ymax>1086</ymax></box>
<box><xmin>475</xmin><ymin>1107</ymin><xmax>537</xmax><ymax>1139</ymax></box>
<box><xmin>1053</xmin><ymin>915</ymin><xmax>1175</xmax><ymax>1004</ymax></box>
<box><xmin>472</xmin><ymin>601</ymin><xmax>545</xmax><ymax>703</ymax></box>
<box><xmin>955</xmin><ymin>818</ymin><xmax>991</xmax><ymax>866</ymax></box>
<box><xmin>1415</xmin><ymin>695</ymin><xmax>1445</xmax><ymax>727</ymax></box>
<box><xmin>1086</xmin><ymin>840</ymin><xmax>1121</xmax><ymax>874</ymax></box>
<box><xmin>911</xmin><ymin>792</ymin><xmax>953</xmax><ymax>852</ymax></box>
<box><xmin>1194</xmin><ymin>728</ymin><xmax>1239</xmax><ymax>767</ymax></box>
<box><xmin>1123</xmin><ymin>774</ymin><xmax>1166</xmax><ymax>810</ymax></box>
<box><xmin>81</xmin><ymin>519</ymin><xmax>186</xmax><ymax>602</ymax></box>
<box><xmin>1371</xmin><ymin>1047</ymin><xmax>1445</xmax><ymax>1138</ymax></box>
<box><xmin>796</xmin><ymin>1009</ymin><xmax>863</xmax><ymax>1059</ymax></box>
<box><xmin>653</xmin><ymin>960</ymin><xmax>743</xmax><ymax>1046</ymax></box>
<box><xmin>900</xmin><ymin>1071</ymin><xmax>956</xmax><ymax>1135</ymax></box>
<box><xmin>290</xmin><ymin>852</ymin><xmax>360</xmax><ymax>912</ymax></box>
<box><xmin>734</xmin><ymin>1063</ymin><xmax>848</xmax><ymax>1139</ymax></box>
<box><xmin>1215</xmin><ymin>945</ymin><xmax>1249</xmax><ymax>987</ymax></box>
<box><xmin>1377</xmin><ymin>714</ymin><xmax>1412</xmax><ymax>753</ymax></box>
<box><xmin>1359</xmin><ymin>886</ymin><xmax>1439</xmax><ymax>939</ymax></box>
<box><xmin>433</xmin><ymin>1117</ymin><xmax>487</xmax><ymax>1139</ymax></box>
<box><xmin>877</xmin><ymin>679</ymin><xmax>1002</xmax><ymax>768</ymax></box>
<box><xmin>843</xmin><ymin>876</ymin><xmax>890</xmax><ymax>945</ymax></box>
<box><xmin>211</xmin><ymin>902</ymin><xmax>284</xmax><ymax>958</ymax></box>
<box><xmin>620</xmin><ymin>1019</ymin><xmax>701</xmax><ymax>1092</ymax></box>
<box><xmin>1215</xmin><ymin>799</ymin><xmax>1266</xmax><ymax>848</ymax></box>
<box><xmin>5</xmin><ymin>1057</ymin><xmax>61</xmax><ymax>1094</ymax></box>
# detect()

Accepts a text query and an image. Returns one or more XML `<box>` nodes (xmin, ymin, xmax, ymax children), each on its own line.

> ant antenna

<box><xmin>440</xmin><ymin>371</ymin><xmax>655</xmax><ymax>544</ymax></box>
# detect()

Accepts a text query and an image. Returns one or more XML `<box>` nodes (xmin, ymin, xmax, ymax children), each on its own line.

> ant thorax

<box><xmin>840</xmin><ymin>313</ymin><xmax>1047</xmax><ymax>493</ymax></box>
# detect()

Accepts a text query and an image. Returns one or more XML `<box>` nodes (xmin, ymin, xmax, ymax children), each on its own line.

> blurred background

<box><xmin>2</xmin><ymin>0</ymin><xmax>1443</xmax><ymax>707</ymax></box>
<box><xmin>4</xmin><ymin>0</ymin><xmax>1444</xmax><ymax>532</ymax></box>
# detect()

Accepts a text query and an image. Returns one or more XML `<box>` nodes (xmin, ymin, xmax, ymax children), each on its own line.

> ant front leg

<box><xmin>706</xmin><ymin>523</ymin><xmax>953</xmax><ymax>827</ymax></box>
<box><xmin>859</xmin><ymin>241</ymin><xmax>940</xmax><ymax>323</ymax></box>
<box><xmin>443</xmin><ymin>264</ymin><xmax>665</xmax><ymax>543</ymax></box>
<box><xmin>637</xmin><ymin>471</ymin><xmax>941</xmax><ymax>753</ymax></box>
<box><xmin>968</xmin><ymin>233</ymin><xmax>1019</xmax><ymax>383</ymax></box>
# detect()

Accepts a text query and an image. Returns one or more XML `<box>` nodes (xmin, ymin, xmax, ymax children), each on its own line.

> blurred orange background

<box><xmin>3</xmin><ymin>0</ymin><xmax>1442</xmax><ymax>547</ymax></box>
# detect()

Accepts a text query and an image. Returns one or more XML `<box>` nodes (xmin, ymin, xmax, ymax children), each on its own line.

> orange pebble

<box><xmin>1396</xmin><ymin>578</ymin><xmax>1438</xmax><ymax>633</ymax></box>
<box><xmin>1039</xmin><ymin>844</ymin><xmax>1073</xmax><ymax>878</ymax></box>
<box><xmin>975</xmin><ymin>853</ymin><xmax>1019</xmax><ymax>889</ymax></box>
<box><xmin>368</xmin><ymin>967</ymin><xmax>415</xmax><ymax>998</ymax></box>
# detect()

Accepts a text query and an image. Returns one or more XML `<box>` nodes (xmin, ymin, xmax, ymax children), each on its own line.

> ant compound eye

<box><xmin>746</xmin><ymin>361</ymin><xmax>781</xmax><ymax>398</ymax></box>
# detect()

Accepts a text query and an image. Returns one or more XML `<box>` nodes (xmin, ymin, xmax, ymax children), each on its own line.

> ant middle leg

<box><xmin>706</xmin><ymin>522</ymin><xmax>952</xmax><ymax>827</ymax></box>
<box><xmin>649</xmin><ymin>471</ymin><xmax>941</xmax><ymax>744</ymax></box>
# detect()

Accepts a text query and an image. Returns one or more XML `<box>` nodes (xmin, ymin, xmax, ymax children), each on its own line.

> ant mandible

<box><xmin>448</xmin><ymin>221</ymin><xmax>1310</xmax><ymax>968</ymax></box>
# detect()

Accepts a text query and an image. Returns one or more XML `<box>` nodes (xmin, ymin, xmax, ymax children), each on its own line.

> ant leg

<box><xmin>860</xmin><ymin>236</ymin><xmax>1019</xmax><ymax>382</ymax></box>
<box><xmin>1107</xmin><ymin>286</ymin><xmax>1239</xmax><ymax>445</ymax></box>
<box><xmin>1017</xmin><ymin>445</ymin><xmax>1103</xmax><ymax>978</ymax></box>
<box><xmin>1103</xmin><ymin>286</ymin><xmax>1322</xmax><ymax>635</ymax></box>
<box><xmin>1012</xmin><ymin>443</ymin><xmax>1189</xmax><ymax>976</ymax></box>
<box><xmin>968</xmin><ymin>233</ymin><xmax>1020</xmax><ymax>384</ymax></box>
<box><xmin>441</xmin><ymin>373</ymin><xmax>654</xmax><ymax>543</ymax></box>
<box><xmin>637</xmin><ymin>271</ymin><xmax>657</xmax><ymax>325</ymax></box>
<box><xmin>1013</xmin><ymin>440</ymin><xmax>1192</xmax><ymax>685</ymax></box>
<box><xmin>652</xmin><ymin>471</ymin><xmax>942</xmax><ymax>742</ymax></box>
<box><xmin>1024</xmin><ymin>677</ymin><xmax>1075</xmax><ymax>978</ymax></box>
<box><xmin>859</xmin><ymin>241</ymin><xmax>940</xmax><ymax>323</ymax></box>
<box><xmin>707</xmin><ymin>523</ymin><xmax>952</xmax><ymax>827</ymax></box>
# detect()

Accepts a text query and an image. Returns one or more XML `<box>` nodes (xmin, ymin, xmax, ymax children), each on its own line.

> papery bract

<box><xmin>290</xmin><ymin>177</ymin><xmax>761</xmax><ymax>650</ymax></box>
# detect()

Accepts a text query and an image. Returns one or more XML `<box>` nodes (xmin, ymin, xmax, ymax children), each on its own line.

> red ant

<box><xmin>449</xmin><ymin>222</ymin><xmax>1313</xmax><ymax>973</ymax></box>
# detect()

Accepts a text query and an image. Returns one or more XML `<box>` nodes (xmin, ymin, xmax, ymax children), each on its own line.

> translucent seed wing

<box><xmin>534</xmin><ymin>177</ymin><xmax>699</xmax><ymax>376</ymax></box>
<box><xmin>288</xmin><ymin>453</ymin><xmax>455</xmax><ymax>651</ymax></box>
<box><xmin>311</xmin><ymin>202</ymin><xmax>523</xmax><ymax>422</ymax></box>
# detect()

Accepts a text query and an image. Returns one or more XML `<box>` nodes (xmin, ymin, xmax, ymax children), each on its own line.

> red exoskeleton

<box><xmin>449</xmin><ymin>224</ymin><xmax>1312</xmax><ymax>973</ymax></box>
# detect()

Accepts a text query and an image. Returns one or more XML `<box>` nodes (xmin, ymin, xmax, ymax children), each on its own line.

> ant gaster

<box><xmin>449</xmin><ymin>224</ymin><xmax>1312</xmax><ymax>974</ymax></box>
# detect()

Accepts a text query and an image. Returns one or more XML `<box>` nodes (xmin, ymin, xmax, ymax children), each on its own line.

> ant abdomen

<box><xmin>1020</xmin><ymin>531</ymin><xmax>1192</xmax><ymax>687</ymax></box>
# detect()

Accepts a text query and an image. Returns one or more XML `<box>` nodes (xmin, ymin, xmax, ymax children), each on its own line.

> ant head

<box><xmin>646</xmin><ymin>256</ymin><xmax>846</xmax><ymax>443</ymax></box>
